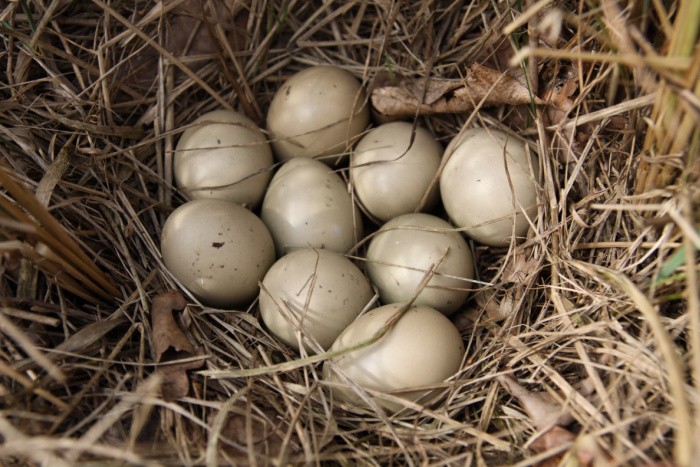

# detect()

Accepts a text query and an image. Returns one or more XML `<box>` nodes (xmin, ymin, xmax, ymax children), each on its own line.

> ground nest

<box><xmin>1</xmin><ymin>0</ymin><xmax>699</xmax><ymax>465</ymax></box>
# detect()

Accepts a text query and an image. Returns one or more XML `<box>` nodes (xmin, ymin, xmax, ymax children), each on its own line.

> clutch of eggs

<box><xmin>160</xmin><ymin>64</ymin><xmax>540</xmax><ymax>411</ymax></box>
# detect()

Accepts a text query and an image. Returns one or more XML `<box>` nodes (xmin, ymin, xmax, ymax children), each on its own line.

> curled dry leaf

<box><xmin>525</xmin><ymin>425</ymin><xmax>613</xmax><ymax>467</ymax></box>
<box><xmin>151</xmin><ymin>291</ymin><xmax>204</xmax><ymax>401</ymax></box>
<box><xmin>475</xmin><ymin>288</ymin><xmax>517</xmax><ymax>322</ymax></box>
<box><xmin>503</xmin><ymin>247</ymin><xmax>541</xmax><ymax>285</ymax></box>
<box><xmin>530</xmin><ymin>426</ymin><xmax>576</xmax><ymax>467</ymax></box>
<box><xmin>117</xmin><ymin>0</ymin><xmax>249</xmax><ymax>91</ymax></box>
<box><xmin>541</xmin><ymin>63</ymin><xmax>577</xmax><ymax>126</ymax></box>
<box><xmin>207</xmin><ymin>408</ymin><xmax>290</xmax><ymax>460</ymax></box>
<box><xmin>497</xmin><ymin>375</ymin><xmax>574</xmax><ymax>431</ymax></box>
<box><xmin>370</xmin><ymin>64</ymin><xmax>542</xmax><ymax>122</ymax></box>
<box><xmin>540</xmin><ymin>61</ymin><xmax>599</xmax><ymax>160</ymax></box>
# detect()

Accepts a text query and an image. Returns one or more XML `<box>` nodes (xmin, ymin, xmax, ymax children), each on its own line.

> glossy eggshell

<box><xmin>365</xmin><ymin>213</ymin><xmax>474</xmax><ymax>316</ymax></box>
<box><xmin>351</xmin><ymin>122</ymin><xmax>442</xmax><ymax>222</ymax></box>
<box><xmin>266</xmin><ymin>66</ymin><xmax>370</xmax><ymax>162</ymax></box>
<box><xmin>260</xmin><ymin>158</ymin><xmax>363</xmax><ymax>255</ymax></box>
<box><xmin>440</xmin><ymin>128</ymin><xmax>539</xmax><ymax>247</ymax></box>
<box><xmin>174</xmin><ymin>109</ymin><xmax>274</xmax><ymax>209</ymax></box>
<box><xmin>259</xmin><ymin>248</ymin><xmax>374</xmax><ymax>353</ymax></box>
<box><xmin>323</xmin><ymin>304</ymin><xmax>464</xmax><ymax>412</ymax></box>
<box><xmin>160</xmin><ymin>199</ymin><xmax>276</xmax><ymax>308</ymax></box>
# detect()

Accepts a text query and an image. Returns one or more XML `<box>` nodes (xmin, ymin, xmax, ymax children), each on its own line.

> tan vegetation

<box><xmin>0</xmin><ymin>0</ymin><xmax>698</xmax><ymax>465</ymax></box>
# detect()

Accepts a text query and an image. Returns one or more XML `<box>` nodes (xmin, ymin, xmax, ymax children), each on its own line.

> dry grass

<box><xmin>0</xmin><ymin>0</ymin><xmax>698</xmax><ymax>465</ymax></box>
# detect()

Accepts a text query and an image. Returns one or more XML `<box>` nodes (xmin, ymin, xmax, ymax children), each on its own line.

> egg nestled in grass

<box><xmin>440</xmin><ymin>128</ymin><xmax>539</xmax><ymax>247</ymax></box>
<box><xmin>266</xmin><ymin>65</ymin><xmax>370</xmax><ymax>162</ymax></box>
<box><xmin>174</xmin><ymin>109</ymin><xmax>273</xmax><ymax>209</ymax></box>
<box><xmin>160</xmin><ymin>199</ymin><xmax>276</xmax><ymax>308</ymax></box>
<box><xmin>323</xmin><ymin>303</ymin><xmax>464</xmax><ymax>412</ymax></box>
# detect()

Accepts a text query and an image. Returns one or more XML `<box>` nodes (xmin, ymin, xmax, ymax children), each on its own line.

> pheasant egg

<box><xmin>261</xmin><ymin>158</ymin><xmax>363</xmax><ymax>255</ymax></box>
<box><xmin>440</xmin><ymin>128</ymin><xmax>539</xmax><ymax>247</ymax></box>
<box><xmin>266</xmin><ymin>65</ymin><xmax>369</xmax><ymax>162</ymax></box>
<box><xmin>365</xmin><ymin>213</ymin><xmax>474</xmax><ymax>316</ymax></box>
<box><xmin>160</xmin><ymin>199</ymin><xmax>275</xmax><ymax>308</ymax></box>
<box><xmin>323</xmin><ymin>304</ymin><xmax>464</xmax><ymax>412</ymax></box>
<box><xmin>174</xmin><ymin>109</ymin><xmax>273</xmax><ymax>209</ymax></box>
<box><xmin>259</xmin><ymin>248</ymin><xmax>374</xmax><ymax>353</ymax></box>
<box><xmin>351</xmin><ymin>122</ymin><xmax>442</xmax><ymax>221</ymax></box>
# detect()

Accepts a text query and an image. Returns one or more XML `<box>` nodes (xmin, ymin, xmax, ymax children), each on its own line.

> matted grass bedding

<box><xmin>1</xmin><ymin>0</ymin><xmax>698</xmax><ymax>465</ymax></box>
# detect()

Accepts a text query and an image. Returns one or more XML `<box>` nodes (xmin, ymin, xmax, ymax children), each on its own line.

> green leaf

<box><xmin>658</xmin><ymin>227</ymin><xmax>700</xmax><ymax>281</ymax></box>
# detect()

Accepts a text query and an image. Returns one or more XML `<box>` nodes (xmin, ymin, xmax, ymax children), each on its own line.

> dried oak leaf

<box><xmin>151</xmin><ymin>291</ymin><xmax>204</xmax><ymax>401</ymax></box>
<box><xmin>540</xmin><ymin>61</ymin><xmax>595</xmax><ymax>161</ymax></box>
<box><xmin>207</xmin><ymin>409</ymin><xmax>290</xmax><ymax>461</ymax></box>
<box><xmin>541</xmin><ymin>64</ymin><xmax>577</xmax><ymax>126</ymax></box>
<box><xmin>531</xmin><ymin>428</ymin><xmax>616</xmax><ymax>467</ymax></box>
<box><xmin>117</xmin><ymin>0</ymin><xmax>249</xmax><ymax>91</ymax></box>
<box><xmin>529</xmin><ymin>426</ymin><xmax>576</xmax><ymax>467</ymax></box>
<box><xmin>475</xmin><ymin>288</ymin><xmax>517</xmax><ymax>322</ymax></box>
<box><xmin>371</xmin><ymin>64</ymin><xmax>543</xmax><ymax>121</ymax></box>
<box><xmin>503</xmin><ymin>247</ymin><xmax>541</xmax><ymax>285</ymax></box>
<box><xmin>497</xmin><ymin>375</ymin><xmax>573</xmax><ymax>431</ymax></box>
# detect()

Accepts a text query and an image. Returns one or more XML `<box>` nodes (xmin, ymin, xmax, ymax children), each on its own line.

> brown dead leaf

<box><xmin>475</xmin><ymin>288</ymin><xmax>517</xmax><ymax>322</ymax></box>
<box><xmin>503</xmin><ymin>247</ymin><xmax>541</xmax><ymax>285</ymax></box>
<box><xmin>56</xmin><ymin>318</ymin><xmax>127</xmax><ymax>354</ymax></box>
<box><xmin>497</xmin><ymin>375</ymin><xmax>574</xmax><ymax>431</ymax></box>
<box><xmin>530</xmin><ymin>426</ymin><xmax>576</xmax><ymax>467</ymax></box>
<box><xmin>160</xmin><ymin>358</ymin><xmax>204</xmax><ymax>403</ymax></box>
<box><xmin>117</xmin><ymin>1</ymin><xmax>250</xmax><ymax>91</ymax></box>
<box><xmin>207</xmin><ymin>408</ymin><xmax>289</xmax><ymax>460</ymax></box>
<box><xmin>542</xmin><ymin>64</ymin><xmax>577</xmax><ymax>123</ymax></box>
<box><xmin>151</xmin><ymin>291</ymin><xmax>204</xmax><ymax>401</ymax></box>
<box><xmin>531</xmin><ymin>428</ymin><xmax>615</xmax><ymax>467</ymax></box>
<box><xmin>541</xmin><ymin>62</ymin><xmax>583</xmax><ymax>162</ymax></box>
<box><xmin>152</xmin><ymin>291</ymin><xmax>190</xmax><ymax>359</ymax></box>
<box><xmin>371</xmin><ymin>64</ymin><xmax>542</xmax><ymax>121</ymax></box>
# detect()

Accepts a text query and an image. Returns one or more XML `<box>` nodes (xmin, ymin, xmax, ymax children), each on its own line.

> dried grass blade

<box><xmin>0</xmin><ymin>311</ymin><xmax>65</xmax><ymax>382</ymax></box>
<box><xmin>205</xmin><ymin>387</ymin><xmax>250</xmax><ymax>467</ymax></box>
<box><xmin>0</xmin><ymin>307</ymin><xmax>60</xmax><ymax>327</ymax></box>
<box><xmin>570</xmin><ymin>260</ymin><xmax>693</xmax><ymax>465</ymax></box>
<box><xmin>0</xmin><ymin>359</ymin><xmax>68</xmax><ymax>410</ymax></box>
<box><xmin>33</xmin><ymin>243</ymin><xmax>119</xmax><ymax>301</ymax></box>
<box><xmin>634</xmin><ymin>0</ymin><xmax>700</xmax><ymax>194</ymax></box>
<box><xmin>47</xmin><ymin>109</ymin><xmax>145</xmax><ymax>139</ymax></box>
<box><xmin>0</xmin><ymin>235</ymin><xmax>109</xmax><ymax>302</ymax></box>
<box><xmin>0</xmin><ymin>415</ymin><xmax>71</xmax><ymax>467</ymax></box>
<box><xmin>0</xmin><ymin>190</ymin><xmax>38</xmax><ymax>227</ymax></box>
<box><xmin>65</xmin><ymin>373</ymin><xmax>163</xmax><ymax>464</ymax></box>
<box><xmin>49</xmin><ymin>323</ymin><xmax>139</xmax><ymax>435</ymax></box>
<box><xmin>0</xmin><ymin>168</ymin><xmax>119</xmax><ymax>300</ymax></box>
<box><xmin>0</xmin><ymin>242</ymin><xmax>98</xmax><ymax>301</ymax></box>
<box><xmin>35</xmin><ymin>137</ymin><xmax>72</xmax><ymax>206</ymax></box>
<box><xmin>90</xmin><ymin>0</ymin><xmax>232</xmax><ymax>110</ymax></box>
<box><xmin>0</xmin><ymin>24</ymin><xmax>141</xmax><ymax>100</ymax></box>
